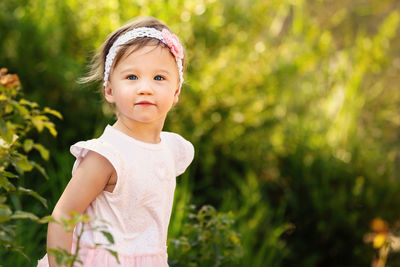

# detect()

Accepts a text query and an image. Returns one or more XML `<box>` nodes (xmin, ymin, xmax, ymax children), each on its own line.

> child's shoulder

<box><xmin>70</xmin><ymin>138</ymin><xmax>117</xmax><ymax>157</ymax></box>
<box><xmin>162</xmin><ymin>132</ymin><xmax>195</xmax><ymax>176</ymax></box>
<box><xmin>161</xmin><ymin>131</ymin><xmax>193</xmax><ymax>147</ymax></box>
<box><xmin>70</xmin><ymin>136</ymin><xmax>123</xmax><ymax>176</ymax></box>
<box><xmin>162</xmin><ymin>132</ymin><xmax>194</xmax><ymax>157</ymax></box>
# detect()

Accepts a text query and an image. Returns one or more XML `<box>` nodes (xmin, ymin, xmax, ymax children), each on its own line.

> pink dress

<box><xmin>38</xmin><ymin>125</ymin><xmax>194</xmax><ymax>266</ymax></box>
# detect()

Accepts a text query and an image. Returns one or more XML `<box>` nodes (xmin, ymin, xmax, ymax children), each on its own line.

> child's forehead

<box><xmin>115</xmin><ymin>45</ymin><xmax>178</xmax><ymax>72</ymax></box>
<box><xmin>125</xmin><ymin>44</ymin><xmax>169</xmax><ymax>57</ymax></box>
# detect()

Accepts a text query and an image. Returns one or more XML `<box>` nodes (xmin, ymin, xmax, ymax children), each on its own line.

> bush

<box><xmin>0</xmin><ymin>68</ymin><xmax>61</xmax><ymax>257</ymax></box>
<box><xmin>168</xmin><ymin>205</ymin><xmax>243</xmax><ymax>266</ymax></box>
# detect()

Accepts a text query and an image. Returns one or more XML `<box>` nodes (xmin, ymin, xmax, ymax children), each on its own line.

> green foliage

<box><xmin>0</xmin><ymin>68</ymin><xmax>60</xmax><ymax>255</ymax></box>
<box><xmin>168</xmin><ymin>205</ymin><xmax>242</xmax><ymax>266</ymax></box>
<box><xmin>47</xmin><ymin>212</ymin><xmax>120</xmax><ymax>266</ymax></box>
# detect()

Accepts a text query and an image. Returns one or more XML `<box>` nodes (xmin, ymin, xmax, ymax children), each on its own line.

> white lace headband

<box><xmin>103</xmin><ymin>27</ymin><xmax>184</xmax><ymax>93</ymax></box>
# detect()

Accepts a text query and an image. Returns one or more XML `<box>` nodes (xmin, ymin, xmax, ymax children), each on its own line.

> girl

<box><xmin>38</xmin><ymin>16</ymin><xmax>194</xmax><ymax>267</ymax></box>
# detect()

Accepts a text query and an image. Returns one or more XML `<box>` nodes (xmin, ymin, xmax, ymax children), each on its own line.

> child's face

<box><xmin>105</xmin><ymin>45</ymin><xmax>180</xmax><ymax>126</ymax></box>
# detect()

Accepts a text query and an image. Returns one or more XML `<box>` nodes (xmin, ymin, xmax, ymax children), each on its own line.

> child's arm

<box><xmin>47</xmin><ymin>151</ymin><xmax>115</xmax><ymax>267</ymax></box>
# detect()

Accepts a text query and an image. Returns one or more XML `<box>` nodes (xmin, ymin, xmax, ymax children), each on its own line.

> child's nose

<box><xmin>136</xmin><ymin>80</ymin><xmax>153</xmax><ymax>95</ymax></box>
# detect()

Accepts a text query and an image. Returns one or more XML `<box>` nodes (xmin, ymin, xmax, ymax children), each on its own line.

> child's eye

<box><xmin>127</xmin><ymin>75</ymin><xmax>137</xmax><ymax>80</ymax></box>
<box><xmin>154</xmin><ymin>75</ymin><xmax>165</xmax><ymax>81</ymax></box>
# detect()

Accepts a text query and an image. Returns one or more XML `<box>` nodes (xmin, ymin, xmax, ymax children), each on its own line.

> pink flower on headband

<box><xmin>161</xmin><ymin>29</ymin><xmax>184</xmax><ymax>60</ymax></box>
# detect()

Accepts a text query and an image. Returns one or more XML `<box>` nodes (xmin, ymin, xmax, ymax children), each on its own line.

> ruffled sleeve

<box><xmin>165</xmin><ymin>133</ymin><xmax>194</xmax><ymax>177</ymax></box>
<box><xmin>70</xmin><ymin>139</ymin><xmax>123</xmax><ymax>180</ymax></box>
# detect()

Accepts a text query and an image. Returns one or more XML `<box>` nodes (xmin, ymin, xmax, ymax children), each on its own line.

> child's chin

<box><xmin>135</xmin><ymin>117</ymin><xmax>156</xmax><ymax>123</ymax></box>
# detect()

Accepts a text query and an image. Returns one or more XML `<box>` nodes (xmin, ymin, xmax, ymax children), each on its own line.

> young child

<box><xmin>38</xmin><ymin>16</ymin><xmax>194</xmax><ymax>267</ymax></box>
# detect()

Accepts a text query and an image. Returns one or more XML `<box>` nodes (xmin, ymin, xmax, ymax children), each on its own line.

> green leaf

<box><xmin>43</xmin><ymin>121</ymin><xmax>58</xmax><ymax>137</ymax></box>
<box><xmin>44</xmin><ymin>107</ymin><xmax>63</xmax><ymax>119</ymax></box>
<box><xmin>0</xmin><ymin>121</ymin><xmax>17</xmax><ymax>145</ymax></box>
<box><xmin>14</xmin><ymin>104</ymin><xmax>29</xmax><ymax>117</ymax></box>
<box><xmin>17</xmin><ymin>186</ymin><xmax>48</xmax><ymax>208</ymax></box>
<box><xmin>0</xmin><ymin>196</ymin><xmax>7</xmax><ymax>204</ymax></box>
<box><xmin>101</xmin><ymin>231</ymin><xmax>115</xmax><ymax>244</ymax></box>
<box><xmin>31</xmin><ymin>115</ymin><xmax>48</xmax><ymax>132</ymax></box>
<box><xmin>23</xmin><ymin>139</ymin><xmax>34</xmax><ymax>152</ymax></box>
<box><xmin>0</xmin><ymin>176</ymin><xmax>16</xmax><ymax>191</ymax></box>
<box><xmin>5</xmin><ymin>103</ymin><xmax>13</xmax><ymax>114</ymax></box>
<box><xmin>14</xmin><ymin>156</ymin><xmax>34</xmax><ymax>172</ymax></box>
<box><xmin>0</xmin><ymin>133</ymin><xmax>18</xmax><ymax>148</ymax></box>
<box><xmin>33</xmin><ymin>162</ymin><xmax>49</xmax><ymax>180</ymax></box>
<box><xmin>47</xmin><ymin>248</ymin><xmax>80</xmax><ymax>265</ymax></box>
<box><xmin>0</xmin><ymin>207</ymin><xmax>12</xmax><ymax>223</ymax></box>
<box><xmin>0</xmin><ymin>223</ymin><xmax>16</xmax><ymax>241</ymax></box>
<box><xmin>19</xmin><ymin>99</ymin><xmax>39</xmax><ymax>108</ymax></box>
<box><xmin>37</xmin><ymin>215</ymin><xmax>57</xmax><ymax>224</ymax></box>
<box><xmin>105</xmin><ymin>249</ymin><xmax>120</xmax><ymax>264</ymax></box>
<box><xmin>60</xmin><ymin>217</ymin><xmax>74</xmax><ymax>232</ymax></box>
<box><xmin>1</xmin><ymin>171</ymin><xmax>17</xmax><ymax>179</ymax></box>
<box><xmin>10</xmin><ymin>210</ymin><xmax>39</xmax><ymax>221</ymax></box>
<box><xmin>33</xmin><ymin>143</ymin><xmax>49</xmax><ymax>160</ymax></box>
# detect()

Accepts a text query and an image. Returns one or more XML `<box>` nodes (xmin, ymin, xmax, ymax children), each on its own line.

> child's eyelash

<box><xmin>154</xmin><ymin>75</ymin><xmax>166</xmax><ymax>81</ymax></box>
<box><xmin>125</xmin><ymin>75</ymin><xmax>167</xmax><ymax>80</ymax></box>
<box><xmin>126</xmin><ymin>74</ymin><xmax>138</xmax><ymax>80</ymax></box>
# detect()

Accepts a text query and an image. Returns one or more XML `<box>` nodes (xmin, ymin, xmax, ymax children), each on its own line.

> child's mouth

<box><xmin>135</xmin><ymin>101</ymin><xmax>155</xmax><ymax>106</ymax></box>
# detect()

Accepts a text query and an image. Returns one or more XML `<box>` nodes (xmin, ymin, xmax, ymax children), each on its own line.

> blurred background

<box><xmin>1</xmin><ymin>0</ymin><xmax>400</xmax><ymax>266</ymax></box>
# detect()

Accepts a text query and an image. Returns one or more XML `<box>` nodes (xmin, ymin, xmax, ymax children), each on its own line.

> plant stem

<box><xmin>69</xmin><ymin>222</ymin><xmax>85</xmax><ymax>267</ymax></box>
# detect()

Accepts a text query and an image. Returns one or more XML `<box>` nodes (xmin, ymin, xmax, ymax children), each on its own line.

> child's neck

<box><xmin>112</xmin><ymin>119</ymin><xmax>163</xmax><ymax>144</ymax></box>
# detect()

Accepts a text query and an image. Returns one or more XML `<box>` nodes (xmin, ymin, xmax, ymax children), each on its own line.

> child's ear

<box><xmin>104</xmin><ymin>83</ymin><xmax>115</xmax><ymax>103</ymax></box>
<box><xmin>173</xmin><ymin>88</ymin><xmax>179</xmax><ymax>104</ymax></box>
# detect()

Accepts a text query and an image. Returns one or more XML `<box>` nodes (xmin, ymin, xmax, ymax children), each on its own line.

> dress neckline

<box><xmin>103</xmin><ymin>125</ymin><xmax>165</xmax><ymax>150</ymax></box>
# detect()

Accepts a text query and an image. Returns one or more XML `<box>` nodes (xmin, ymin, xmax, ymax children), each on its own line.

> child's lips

<box><xmin>135</xmin><ymin>101</ymin><xmax>155</xmax><ymax>106</ymax></box>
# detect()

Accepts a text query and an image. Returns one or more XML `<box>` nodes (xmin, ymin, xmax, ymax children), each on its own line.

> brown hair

<box><xmin>80</xmin><ymin>16</ymin><xmax>185</xmax><ymax>96</ymax></box>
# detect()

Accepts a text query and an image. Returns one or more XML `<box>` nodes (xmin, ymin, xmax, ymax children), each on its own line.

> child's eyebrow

<box><xmin>119</xmin><ymin>68</ymin><xmax>172</xmax><ymax>76</ymax></box>
<box><xmin>156</xmin><ymin>69</ymin><xmax>172</xmax><ymax>75</ymax></box>
<box><xmin>120</xmin><ymin>67</ymin><xmax>140</xmax><ymax>74</ymax></box>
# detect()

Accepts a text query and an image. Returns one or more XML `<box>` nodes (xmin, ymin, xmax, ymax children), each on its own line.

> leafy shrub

<box><xmin>0</xmin><ymin>68</ymin><xmax>61</xmax><ymax>255</ymax></box>
<box><xmin>168</xmin><ymin>205</ymin><xmax>243</xmax><ymax>266</ymax></box>
<box><xmin>46</xmin><ymin>212</ymin><xmax>119</xmax><ymax>266</ymax></box>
